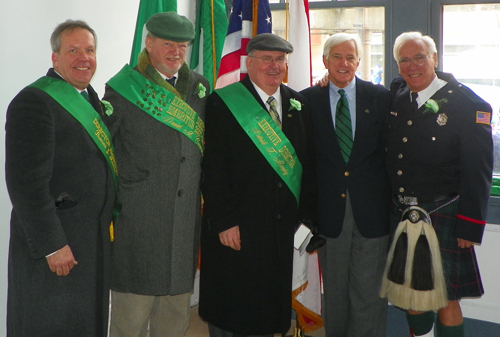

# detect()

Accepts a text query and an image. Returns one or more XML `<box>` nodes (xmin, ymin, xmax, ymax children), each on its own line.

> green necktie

<box><xmin>335</xmin><ymin>89</ymin><xmax>353</xmax><ymax>163</ymax></box>
<box><xmin>80</xmin><ymin>90</ymin><xmax>90</xmax><ymax>102</ymax></box>
<box><xmin>267</xmin><ymin>96</ymin><xmax>282</xmax><ymax>129</ymax></box>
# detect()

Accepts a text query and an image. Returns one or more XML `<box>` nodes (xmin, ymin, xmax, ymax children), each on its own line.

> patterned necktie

<box><xmin>166</xmin><ymin>76</ymin><xmax>176</xmax><ymax>87</ymax></box>
<box><xmin>267</xmin><ymin>96</ymin><xmax>282</xmax><ymax>129</ymax></box>
<box><xmin>411</xmin><ymin>92</ymin><xmax>419</xmax><ymax>113</ymax></box>
<box><xmin>80</xmin><ymin>90</ymin><xmax>90</xmax><ymax>102</ymax></box>
<box><xmin>335</xmin><ymin>89</ymin><xmax>353</xmax><ymax>163</ymax></box>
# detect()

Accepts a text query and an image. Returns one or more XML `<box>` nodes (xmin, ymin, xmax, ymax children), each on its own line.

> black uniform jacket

<box><xmin>301</xmin><ymin>77</ymin><xmax>391</xmax><ymax>238</ymax></box>
<box><xmin>387</xmin><ymin>72</ymin><xmax>493</xmax><ymax>243</ymax></box>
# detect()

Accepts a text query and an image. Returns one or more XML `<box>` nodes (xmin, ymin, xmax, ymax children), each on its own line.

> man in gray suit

<box><xmin>103</xmin><ymin>12</ymin><xmax>209</xmax><ymax>337</ymax></box>
<box><xmin>301</xmin><ymin>33</ymin><xmax>391</xmax><ymax>337</ymax></box>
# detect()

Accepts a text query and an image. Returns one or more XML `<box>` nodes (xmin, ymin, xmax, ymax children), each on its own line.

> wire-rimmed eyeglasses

<box><xmin>398</xmin><ymin>54</ymin><xmax>431</xmax><ymax>68</ymax></box>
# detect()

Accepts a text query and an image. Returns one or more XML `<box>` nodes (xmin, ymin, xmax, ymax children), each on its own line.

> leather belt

<box><xmin>396</xmin><ymin>193</ymin><xmax>458</xmax><ymax>206</ymax></box>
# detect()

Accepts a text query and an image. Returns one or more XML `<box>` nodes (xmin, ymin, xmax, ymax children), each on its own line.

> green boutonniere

<box><xmin>195</xmin><ymin>82</ymin><xmax>206</xmax><ymax>98</ymax></box>
<box><xmin>101</xmin><ymin>100</ymin><xmax>114</xmax><ymax>116</ymax></box>
<box><xmin>423</xmin><ymin>98</ymin><xmax>448</xmax><ymax>114</ymax></box>
<box><xmin>289</xmin><ymin>98</ymin><xmax>303</xmax><ymax>111</ymax></box>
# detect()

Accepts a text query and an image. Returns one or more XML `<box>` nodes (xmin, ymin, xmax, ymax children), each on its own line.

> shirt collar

<box><xmin>413</xmin><ymin>74</ymin><xmax>447</xmax><ymax>108</ymax></box>
<box><xmin>329</xmin><ymin>76</ymin><xmax>356</xmax><ymax>97</ymax></box>
<box><xmin>250</xmin><ymin>79</ymin><xmax>282</xmax><ymax>109</ymax></box>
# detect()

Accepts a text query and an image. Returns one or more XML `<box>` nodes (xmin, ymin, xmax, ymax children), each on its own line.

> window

<box><xmin>442</xmin><ymin>4</ymin><xmax>500</xmax><ymax>194</ymax></box>
<box><xmin>271</xmin><ymin>6</ymin><xmax>385</xmax><ymax>85</ymax></box>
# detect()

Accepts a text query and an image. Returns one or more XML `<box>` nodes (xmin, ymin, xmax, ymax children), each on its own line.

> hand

<box><xmin>314</xmin><ymin>73</ymin><xmax>329</xmax><ymax>87</ymax></box>
<box><xmin>457</xmin><ymin>238</ymin><xmax>476</xmax><ymax>249</ymax></box>
<box><xmin>46</xmin><ymin>245</ymin><xmax>78</xmax><ymax>276</ymax></box>
<box><xmin>219</xmin><ymin>226</ymin><xmax>241</xmax><ymax>251</ymax></box>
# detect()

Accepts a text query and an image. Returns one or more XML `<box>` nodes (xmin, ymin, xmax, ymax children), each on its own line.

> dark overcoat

<box><xmin>301</xmin><ymin>77</ymin><xmax>391</xmax><ymax>239</ymax></box>
<box><xmin>102</xmin><ymin>61</ymin><xmax>209</xmax><ymax>295</ymax></box>
<box><xmin>5</xmin><ymin>69</ymin><xmax>115</xmax><ymax>336</ymax></box>
<box><xmin>199</xmin><ymin>76</ymin><xmax>317</xmax><ymax>335</ymax></box>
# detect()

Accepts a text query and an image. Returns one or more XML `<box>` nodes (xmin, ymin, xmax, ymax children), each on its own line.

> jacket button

<box><xmin>177</xmin><ymin>190</ymin><xmax>183</xmax><ymax>196</ymax></box>
<box><xmin>344</xmin><ymin>171</ymin><xmax>350</xmax><ymax>177</ymax></box>
<box><xmin>399</xmin><ymin>187</ymin><xmax>405</xmax><ymax>193</ymax></box>
<box><xmin>276</xmin><ymin>214</ymin><xmax>281</xmax><ymax>219</ymax></box>
<box><xmin>402</xmin><ymin>137</ymin><xmax>408</xmax><ymax>142</ymax></box>
<box><xmin>407</xmin><ymin>120</ymin><xmax>413</xmax><ymax>126</ymax></box>
<box><xmin>398</xmin><ymin>153</ymin><xmax>403</xmax><ymax>159</ymax></box>
<box><xmin>180</xmin><ymin>157</ymin><xmax>186</xmax><ymax>163</ymax></box>
<box><xmin>341</xmin><ymin>193</ymin><xmax>346</xmax><ymax>198</ymax></box>
<box><xmin>278</xmin><ymin>183</ymin><xmax>283</xmax><ymax>188</ymax></box>
<box><xmin>397</xmin><ymin>170</ymin><xmax>403</xmax><ymax>176</ymax></box>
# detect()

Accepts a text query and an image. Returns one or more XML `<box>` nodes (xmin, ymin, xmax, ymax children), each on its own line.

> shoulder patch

<box><xmin>476</xmin><ymin>111</ymin><xmax>491</xmax><ymax>125</ymax></box>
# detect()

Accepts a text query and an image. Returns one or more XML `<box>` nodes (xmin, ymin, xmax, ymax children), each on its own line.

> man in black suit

<box><xmin>5</xmin><ymin>20</ymin><xmax>115</xmax><ymax>336</ymax></box>
<box><xmin>199</xmin><ymin>33</ymin><xmax>317</xmax><ymax>337</ymax></box>
<box><xmin>301</xmin><ymin>33</ymin><xmax>391</xmax><ymax>337</ymax></box>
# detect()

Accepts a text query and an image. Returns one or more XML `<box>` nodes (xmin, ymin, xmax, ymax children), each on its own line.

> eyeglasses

<box><xmin>398</xmin><ymin>54</ymin><xmax>431</xmax><ymax>68</ymax></box>
<box><xmin>249</xmin><ymin>55</ymin><xmax>288</xmax><ymax>65</ymax></box>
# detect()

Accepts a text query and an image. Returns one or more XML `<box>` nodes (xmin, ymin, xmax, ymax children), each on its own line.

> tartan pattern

<box><xmin>335</xmin><ymin>89</ymin><xmax>353</xmax><ymax>163</ymax></box>
<box><xmin>390</xmin><ymin>197</ymin><xmax>484</xmax><ymax>300</ymax></box>
<box><xmin>267</xmin><ymin>96</ymin><xmax>282</xmax><ymax>129</ymax></box>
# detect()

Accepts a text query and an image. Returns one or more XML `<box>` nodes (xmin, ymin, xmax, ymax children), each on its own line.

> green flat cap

<box><xmin>146</xmin><ymin>12</ymin><xmax>195</xmax><ymax>42</ymax></box>
<box><xmin>246</xmin><ymin>33</ymin><xmax>293</xmax><ymax>54</ymax></box>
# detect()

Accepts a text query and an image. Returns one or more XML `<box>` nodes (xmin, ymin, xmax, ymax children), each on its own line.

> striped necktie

<box><xmin>335</xmin><ymin>89</ymin><xmax>353</xmax><ymax>163</ymax></box>
<box><xmin>267</xmin><ymin>96</ymin><xmax>282</xmax><ymax>129</ymax></box>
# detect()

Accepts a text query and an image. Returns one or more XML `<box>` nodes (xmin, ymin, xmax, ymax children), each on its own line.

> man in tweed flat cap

<box><xmin>103</xmin><ymin>11</ymin><xmax>209</xmax><ymax>337</ymax></box>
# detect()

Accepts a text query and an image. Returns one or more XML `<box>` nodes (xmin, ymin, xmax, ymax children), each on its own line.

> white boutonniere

<box><xmin>195</xmin><ymin>82</ymin><xmax>206</xmax><ymax>98</ymax></box>
<box><xmin>101</xmin><ymin>100</ymin><xmax>114</xmax><ymax>116</ymax></box>
<box><xmin>289</xmin><ymin>98</ymin><xmax>303</xmax><ymax>111</ymax></box>
<box><xmin>423</xmin><ymin>98</ymin><xmax>448</xmax><ymax>114</ymax></box>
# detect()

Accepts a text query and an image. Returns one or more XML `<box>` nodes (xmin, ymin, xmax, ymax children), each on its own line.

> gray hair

<box><xmin>323</xmin><ymin>33</ymin><xmax>362</xmax><ymax>60</ymax></box>
<box><xmin>393</xmin><ymin>31</ymin><xmax>437</xmax><ymax>61</ymax></box>
<box><xmin>50</xmin><ymin>19</ymin><xmax>97</xmax><ymax>53</ymax></box>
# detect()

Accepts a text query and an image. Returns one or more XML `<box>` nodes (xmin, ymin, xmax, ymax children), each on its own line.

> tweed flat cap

<box><xmin>246</xmin><ymin>33</ymin><xmax>293</xmax><ymax>54</ymax></box>
<box><xmin>146</xmin><ymin>12</ymin><xmax>195</xmax><ymax>42</ymax></box>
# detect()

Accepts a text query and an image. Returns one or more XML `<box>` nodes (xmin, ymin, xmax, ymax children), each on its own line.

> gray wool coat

<box><xmin>5</xmin><ymin>69</ymin><xmax>115</xmax><ymax>337</ymax></box>
<box><xmin>102</xmin><ymin>60</ymin><xmax>209</xmax><ymax>296</ymax></box>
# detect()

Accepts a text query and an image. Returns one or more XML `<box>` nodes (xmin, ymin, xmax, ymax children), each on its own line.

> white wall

<box><xmin>0</xmin><ymin>0</ymin><xmax>195</xmax><ymax>334</ymax></box>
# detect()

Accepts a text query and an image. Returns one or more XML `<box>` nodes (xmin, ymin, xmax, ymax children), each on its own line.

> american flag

<box><xmin>476</xmin><ymin>111</ymin><xmax>491</xmax><ymax>125</ymax></box>
<box><xmin>215</xmin><ymin>0</ymin><xmax>272</xmax><ymax>89</ymax></box>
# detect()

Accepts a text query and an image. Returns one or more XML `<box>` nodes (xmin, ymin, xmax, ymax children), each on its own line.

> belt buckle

<box><xmin>398</xmin><ymin>195</ymin><xmax>418</xmax><ymax>206</ymax></box>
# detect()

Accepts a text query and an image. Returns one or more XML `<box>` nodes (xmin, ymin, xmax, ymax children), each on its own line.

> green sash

<box><xmin>29</xmin><ymin>76</ymin><xmax>121</xmax><ymax>225</ymax></box>
<box><xmin>216</xmin><ymin>82</ymin><xmax>302</xmax><ymax>205</ymax></box>
<box><xmin>107</xmin><ymin>65</ymin><xmax>204</xmax><ymax>154</ymax></box>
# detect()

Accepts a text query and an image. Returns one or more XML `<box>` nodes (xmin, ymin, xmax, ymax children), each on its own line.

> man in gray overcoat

<box><xmin>102</xmin><ymin>12</ymin><xmax>209</xmax><ymax>337</ymax></box>
<box><xmin>5</xmin><ymin>20</ymin><xmax>116</xmax><ymax>336</ymax></box>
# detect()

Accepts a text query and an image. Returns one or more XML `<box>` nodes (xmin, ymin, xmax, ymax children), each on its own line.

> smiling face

<box><xmin>146</xmin><ymin>36</ymin><xmax>187</xmax><ymax>78</ymax></box>
<box><xmin>246</xmin><ymin>50</ymin><xmax>287</xmax><ymax>95</ymax></box>
<box><xmin>397</xmin><ymin>39</ymin><xmax>437</xmax><ymax>92</ymax></box>
<box><xmin>323</xmin><ymin>40</ymin><xmax>359</xmax><ymax>88</ymax></box>
<box><xmin>52</xmin><ymin>27</ymin><xmax>96</xmax><ymax>90</ymax></box>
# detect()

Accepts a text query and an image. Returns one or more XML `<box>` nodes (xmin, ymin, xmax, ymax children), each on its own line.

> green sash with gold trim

<box><xmin>29</xmin><ymin>76</ymin><xmax>121</xmax><ymax>224</ymax></box>
<box><xmin>107</xmin><ymin>65</ymin><xmax>204</xmax><ymax>154</ymax></box>
<box><xmin>216</xmin><ymin>82</ymin><xmax>302</xmax><ymax>205</ymax></box>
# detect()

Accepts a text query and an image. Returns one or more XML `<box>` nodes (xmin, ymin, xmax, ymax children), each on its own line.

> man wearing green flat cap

<box><xmin>103</xmin><ymin>11</ymin><xmax>209</xmax><ymax>337</ymax></box>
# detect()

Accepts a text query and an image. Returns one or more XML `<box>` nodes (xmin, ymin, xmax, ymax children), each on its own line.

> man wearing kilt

<box><xmin>383</xmin><ymin>32</ymin><xmax>493</xmax><ymax>337</ymax></box>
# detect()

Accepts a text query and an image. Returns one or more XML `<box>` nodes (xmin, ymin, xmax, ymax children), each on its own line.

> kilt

<box><xmin>390</xmin><ymin>196</ymin><xmax>484</xmax><ymax>300</ymax></box>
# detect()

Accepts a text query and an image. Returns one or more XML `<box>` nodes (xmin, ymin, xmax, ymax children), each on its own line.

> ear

<box><xmin>322</xmin><ymin>55</ymin><xmax>328</xmax><ymax>68</ymax></box>
<box><xmin>145</xmin><ymin>36</ymin><xmax>153</xmax><ymax>53</ymax></box>
<box><xmin>432</xmin><ymin>53</ymin><xmax>438</xmax><ymax>68</ymax></box>
<box><xmin>51</xmin><ymin>52</ymin><xmax>58</xmax><ymax>68</ymax></box>
<box><xmin>246</xmin><ymin>55</ymin><xmax>252</xmax><ymax>70</ymax></box>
